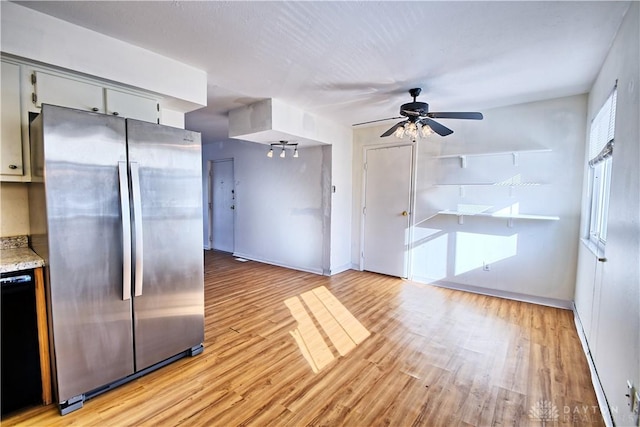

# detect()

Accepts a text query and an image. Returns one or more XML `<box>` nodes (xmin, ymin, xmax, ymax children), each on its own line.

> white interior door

<box><xmin>210</xmin><ymin>159</ymin><xmax>235</xmax><ymax>252</ymax></box>
<box><xmin>362</xmin><ymin>144</ymin><xmax>413</xmax><ymax>277</ymax></box>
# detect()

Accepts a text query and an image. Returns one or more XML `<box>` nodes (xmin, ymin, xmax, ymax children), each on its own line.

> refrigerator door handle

<box><xmin>130</xmin><ymin>162</ymin><xmax>144</xmax><ymax>297</ymax></box>
<box><xmin>118</xmin><ymin>161</ymin><xmax>132</xmax><ymax>301</ymax></box>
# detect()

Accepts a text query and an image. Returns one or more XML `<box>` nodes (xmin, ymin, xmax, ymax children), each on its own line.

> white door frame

<box><xmin>360</xmin><ymin>142</ymin><xmax>417</xmax><ymax>278</ymax></box>
<box><xmin>206</xmin><ymin>160</ymin><xmax>213</xmax><ymax>250</ymax></box>
<box><xmin>207</xmin><ymin>158</ymin><xmax>235</xmax><ymax>252</ymax></box>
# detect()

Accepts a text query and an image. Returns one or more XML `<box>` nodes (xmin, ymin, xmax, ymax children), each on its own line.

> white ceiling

<box><xmin>15</xmin><ymin>1</ymin><xmax>631</xmax><ymax>142</ymax></box>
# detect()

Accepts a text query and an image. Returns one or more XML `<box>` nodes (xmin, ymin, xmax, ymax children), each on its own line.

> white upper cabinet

<box><xmin>1</xmin><ymin>61</ymin><xmax>24</xmax><ymax>177</ymax></box>
<box><xmin>105</xmin><ymin>88</ymin><xmax>158</xmax><ymax>123</ymax></box>
<box><xmin>34</xmin><ymin>71</ymin><xmax>105</xmax><ymax>113</ymax></box>
<box><xmin>32</xmin><ymin>71</ymin><xmax>159</xmax><ymax>123</ymax></box>
<box><xmin>1</xmin><ymin>56</ymin><xmax>164</xmax><ymax>182</ymax></box>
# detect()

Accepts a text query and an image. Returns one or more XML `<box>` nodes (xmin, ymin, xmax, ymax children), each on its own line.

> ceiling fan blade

<box><xmin>352</xmin><ymin>116</ymin><xmax>403</xmax><ymax>126</ymax></box>
<box><xmin>381</xmin><ymin>121</ymin><xmax>408</xmax><ymax>137</ymax></box>
<box><xmin>421</xmin><ymin>118</ymin><xmax>453</xmax><ymax>136</ymax></box>
<box><xmin>427</xmin><ymin>112</ymin><xmax>483</xmax><ymax>120</ymax></box>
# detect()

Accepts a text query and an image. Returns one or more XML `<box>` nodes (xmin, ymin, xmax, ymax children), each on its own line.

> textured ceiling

<box><xmin>14</xmin><ymin>1</ymin><xmax>631</xmax><ymax>142</ymax></box>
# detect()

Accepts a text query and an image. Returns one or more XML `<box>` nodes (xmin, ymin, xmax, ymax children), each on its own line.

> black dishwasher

<box><xmin>1</xmin><ymin>269</ymin><xmax>42</xmax><ymax>417</ymax></box>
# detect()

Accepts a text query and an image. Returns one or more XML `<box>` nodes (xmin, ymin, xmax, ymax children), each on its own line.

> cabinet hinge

<box><xmin>157</xmin><ymin>103</ymin><xmax>160</xmax><ymax>112</ymax></box>
<box><xmin>31</xmin><ymin>72</ymin><xmax>36</xmax><ymax>85</ymax></box>
<box><xmin>363</xmin><ymin>206</ymin><xmax>366</xmax><ymax>215</ymax></box>
<box><xmin>364</xmin><ymin>162</ymin><xmax>367</xmax><ymax>171</ymax></box>
<box><xmin>32</xmin><ymin>93</ymin><xmax>37</xmax><ymax>104</ymax></box>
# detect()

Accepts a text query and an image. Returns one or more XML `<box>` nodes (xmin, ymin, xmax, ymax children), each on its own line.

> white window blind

<box><xmin>588</xmin><ymin>85</ymin><xmax>617</xmax><ymax>165</ymax></box>
<box><xmin>586</xmin><ymin>83</ymin><xmax>617</xmax><ymax>249</ymax></box>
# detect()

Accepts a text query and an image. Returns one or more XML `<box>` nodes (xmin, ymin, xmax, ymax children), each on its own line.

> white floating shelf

<box><xmin>433</xmin><ymin>182</ymin><xmax>543</xmax><ymax>187</ymax></box>
<box><xmin>433</xmin><ymin>148</ymin><xmax>551</xmax><ymax>159</ymax></box>
<box><xmin>433</xmin><ymin>149</ymin><xmax>552</xmax><ymax>168</ymax></box>
<box><xmin>433</xmin><ymin>182</ymin><xmax>545</xmax><ymax>197</ymax></box>
<box><xmin>437</xmin><ymin>210</ymin><xmax>559</xmax><ymax>227</ymax></box>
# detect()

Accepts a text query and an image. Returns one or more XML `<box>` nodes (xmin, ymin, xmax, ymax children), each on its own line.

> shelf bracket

<box><xmin>512</xmin><ymin>152</ymin><xmax>519</xmax><ymax>166</ymax></box>
<box><xmin>507</xmin><ymin>217</ymin><xmax>514</xmax><ymax>228</ymax></box>
<box><xmin>458</xmin><ymin>214</ymin><xmax>464</xmax><ymax>225</ymax></box>
<box><xmin>460</xmin><ymin>155</ymin><xmax>467</xmax><ymax>168</ymax></box>
<box><xmin>459</xmin><ymin>185</ymin><xmax>466</xmax><ymax>197</ymax></box>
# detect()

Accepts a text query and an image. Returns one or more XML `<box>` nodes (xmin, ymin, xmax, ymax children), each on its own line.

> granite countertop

<box><xmin>0</xmin><ymin>235</ymin><xmax>45</xmax><ymax>274</ymax></box>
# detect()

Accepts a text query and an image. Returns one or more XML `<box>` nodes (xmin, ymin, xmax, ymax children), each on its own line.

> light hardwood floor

<box><xmin>3</xmin><ymin>251</ymin><xmax>604</xmax><ymax>426</ymax></box>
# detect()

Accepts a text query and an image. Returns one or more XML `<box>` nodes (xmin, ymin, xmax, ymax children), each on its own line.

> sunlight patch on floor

<box><xmin>285</xmin><ymin>286</ymin><xmax>370</xmax><ymax>373</ymax></box>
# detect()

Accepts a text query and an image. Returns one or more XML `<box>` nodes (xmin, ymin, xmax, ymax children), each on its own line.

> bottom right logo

<box><xmin>529</xmin><ymin>400</ymin><xmax>560</xmax><ymax>422</ymax></box>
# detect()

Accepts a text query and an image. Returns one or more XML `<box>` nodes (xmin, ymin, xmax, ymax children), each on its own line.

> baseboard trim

<box><xmin>572</xmin><ymin>304</ymin><xmax>614</xmax><ymax>427</ymax></box>
<box><xmin>231</xmin><ymin>252</ymin><xmax>324</xmax><ymax>275</ymax></box>
<box><xmin>415</xmin><ymin>278</ymin><xmax>573</xmax><ymax>310</ymax></box>
<box><xmin>329</xmin><ymin>263</ymin><xmax>353</xmax><ymax>275</ymax></box>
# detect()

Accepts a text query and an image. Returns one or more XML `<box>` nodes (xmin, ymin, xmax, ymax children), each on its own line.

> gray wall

<box><xmin>414</xmin><ymin>95</ymin><xmax>586</xmax><ymax>302</ymax></box>
<box><xmin>353</xmin><ymin>94</ymin><xmax>587</xmax><ymax>304</ymax></box>
<box><xmin>201</xmin><ymin>139</ymin><xmax>331</xmax><ymax>274</ymax></box>
<box><xmin>574</xmin><ymin>3</ymin><xmax>639</xmax><ymax>425</ymax></box>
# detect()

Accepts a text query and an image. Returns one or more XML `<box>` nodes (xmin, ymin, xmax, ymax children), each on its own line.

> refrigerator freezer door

<box><xmin>126</xmin><ymin>120</ymin><xmax>205</xmax><ymax>370</ymax></box>
<box><xmin>35</xmin><ymin>105</ymin><xmax>135</xmax><ymax>402</ymax></box>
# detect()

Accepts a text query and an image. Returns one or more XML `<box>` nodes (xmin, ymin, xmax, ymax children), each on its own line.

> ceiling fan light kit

<box><xmin>355</xmin><ymin>88</ymin><xmax>484</xmax><ymax>142</ymax></box>
<box><xmin>393</xmin><ymin>120</ymin><xmax>435</xmax><ymax>141</ymax></box>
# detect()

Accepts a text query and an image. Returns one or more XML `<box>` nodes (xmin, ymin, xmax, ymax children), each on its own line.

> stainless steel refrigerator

<box><xmin>29</xmin><ymin>104</ymin><xmax>204</xmax><ymax>415</ymax></box>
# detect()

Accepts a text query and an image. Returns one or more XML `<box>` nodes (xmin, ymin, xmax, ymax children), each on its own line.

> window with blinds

<box><xmin>586</xmin><ymin>84</ymin><xmax>617</xmax><ymax>251</ymax></box>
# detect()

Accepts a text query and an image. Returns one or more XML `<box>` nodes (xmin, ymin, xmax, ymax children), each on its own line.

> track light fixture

<box><xmin>266</xmin><ymin>140</ymin><xmax>299</xmax><ymax>159</ymax></box>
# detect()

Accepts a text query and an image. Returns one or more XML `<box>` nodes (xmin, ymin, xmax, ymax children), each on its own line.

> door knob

<box><xmin>402</xmin><ymin>211</ymin><xmax>408</xmax><ymax>216</ymax></box>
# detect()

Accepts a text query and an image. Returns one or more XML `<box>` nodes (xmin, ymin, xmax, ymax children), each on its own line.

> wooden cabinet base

<box><xmin>34</xmin><ymin>267</ymin><xmax>52</xmax><ymax>405</ymax></box>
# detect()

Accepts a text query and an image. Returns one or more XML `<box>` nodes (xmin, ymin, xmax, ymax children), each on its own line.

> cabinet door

<box><xmin>105</xmin><ymin>89</ymin><xmax>158</xmax><ymax>123</ymax></box>
<box><xmin>1</xmin><ymin>61</ymin><xmax>24</xmax><ymax>176</ymax></box>
<box><xmin>35</xmin><ymin>72</ymin><xmax>104</xmax><ymax>113</ymax></box>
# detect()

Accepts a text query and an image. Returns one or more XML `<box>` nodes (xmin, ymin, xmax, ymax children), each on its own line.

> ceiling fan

<box><xmin>353</xmin><ymin>88</ymin><xmax>483</xmax><ymax>139</ymax></box>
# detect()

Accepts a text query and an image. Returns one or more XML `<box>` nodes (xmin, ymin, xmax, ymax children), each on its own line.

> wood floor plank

<box><xmin>490</xmin><ymin>386</ymin><xmax>527</xmax><ymax>426</ymax></box>
<box><xmin>1</xmin><ymin>251</ymin><xmax>605</xmax><ymax>426</ymax></box>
